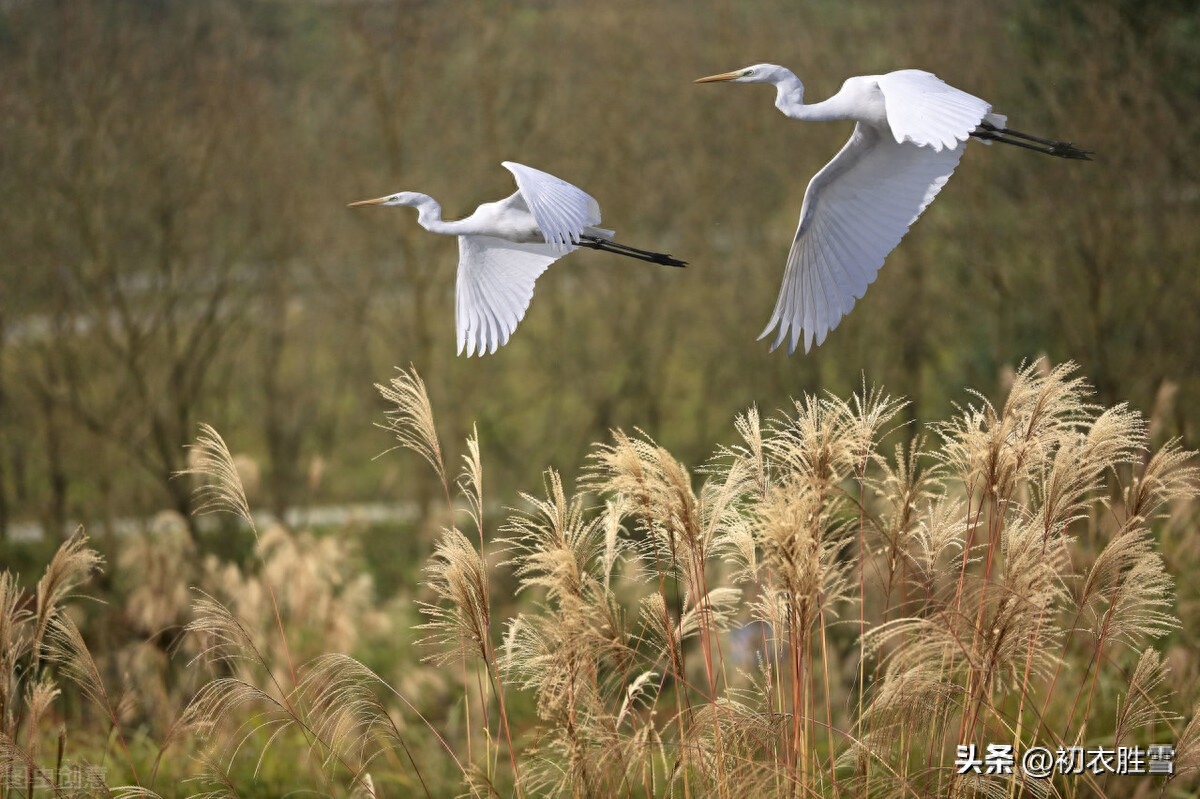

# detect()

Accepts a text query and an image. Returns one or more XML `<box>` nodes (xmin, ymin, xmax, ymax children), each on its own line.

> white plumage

<box><xmin>696</xmin><ymin>64</ymin><xmax>1086</xmax><ymax>354</ymax></box>
<box><xmin>768</xmin><ymin>117</ymin><xmax>965</xmax><ymax>354</ymax></box>
<box><xmin>453</xmin><ymin>235</ymin><xmax>559</xmax><ymax>357</ymax></box>
<box><xmin>349</xmin><ymin>161</ymin><xmax>684</xmax><ymax>357</ymax></box>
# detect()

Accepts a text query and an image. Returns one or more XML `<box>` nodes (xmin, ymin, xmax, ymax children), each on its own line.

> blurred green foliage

<box><xmin>0</xmin><ymin>0</ymin><xmax>1197</xmax><ymax>543</ymax></box>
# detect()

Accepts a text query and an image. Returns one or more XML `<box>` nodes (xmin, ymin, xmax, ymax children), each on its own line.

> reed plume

<box><xmin>5</xmin><ymin>361</ymin><xmax>1195</xmax><ymax>798</ymax></box>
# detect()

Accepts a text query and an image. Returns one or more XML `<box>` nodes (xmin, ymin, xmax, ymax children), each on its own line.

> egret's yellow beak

<box><xmin>694</xmin><ymin>70</ymin><xmax>741</xmax><ymax>84</ymax></box>
<box><xmin>347</xmin><ymin>196</ymin><xmax>388</xmax><ymax>208</ymax></box>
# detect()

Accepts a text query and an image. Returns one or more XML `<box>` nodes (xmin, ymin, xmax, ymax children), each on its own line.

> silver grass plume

<box><xmin>417</xmin><ymin>529</ymin><xmax>491</xmax><ymax>665</ymax></box>
<box><xmin>178</xmin><ymin>423</ymin><xmax>256</xmax><ymax>533</ymax></box>
<box><xmin>935</xmin><ymin>360</ymin><xmax>1093</xmax><ymax>500</ymax></box>
<box><xmin>1113</xmin><ymin>648</ymin><xmax>1175</xmax><ymax>746</ymax></box>
<box><xmin>376</xmin><ymin>366</ymin><xmax>447</xmax><ymax>488</ymax></box>
<box><xmin>500</xmin><ymin>470</ymin><xmax>613</xmax><ymax>719</ymax></box>
<box><xmin>587</xmin><ymin>429</ymin><xmax>706</xmax><ymax>592</ymax></box>
<box><xmin>31</xmin><ymin>530</ymin><xmax>103</xmax><ymax>675</ymax></box>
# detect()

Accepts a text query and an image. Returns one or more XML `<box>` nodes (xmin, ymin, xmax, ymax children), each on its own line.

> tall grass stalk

<box><xmin>2</xmin><ymin>360</ymin><xmax>1196</xmax><ymax>797</ymax></box>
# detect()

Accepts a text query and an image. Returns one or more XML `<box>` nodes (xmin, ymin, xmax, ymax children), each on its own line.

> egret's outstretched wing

<box><xmin>877</xmin><ymin>70</ymin><xmax>991</xmax><ymax>150</ymax></box>
<box><xmin>760</xmin><ymin>123</ymin><xmax>965</xmax><ymax>354</ymax></box>
<box><xmin>455</xmin><ymin>234</ymin><xmax>569</xmax><ymax>356</ymax></box>
<box><xmin>502</xmin><ymin>161</ymin><xmax>602</xmax><ymax>249</ymax></box>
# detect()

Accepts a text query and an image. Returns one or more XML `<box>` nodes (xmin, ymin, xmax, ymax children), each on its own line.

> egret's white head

<box><xmin>347</xmin><ymin>191</ymin><xmax>424</xmax><ymax>208</ymax></box>
<box><xmin>694</xmin><ymin>63</ymin><xmax>791</xmax><ymax>85</ymax></box>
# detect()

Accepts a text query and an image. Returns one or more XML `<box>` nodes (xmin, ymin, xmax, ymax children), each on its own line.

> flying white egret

<box><xmin>349</xmin><ymin>161</ymin><xmax>685</xmax><ymax>356</ymax></box>
<box><xmin>695</xmin><ymin>64</ymin><xmax>1090</xmax><ymax>354</ymax></box>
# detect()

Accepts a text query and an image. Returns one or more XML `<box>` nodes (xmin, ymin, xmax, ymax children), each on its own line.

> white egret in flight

<box><xmin>695</xmin><ymin>64</ymin><xmax>1090</xmax><ymax>354</ymax></box>
<box><xmin>349</xmin><ymin>161</ymin><xmax>685</xmax><ymax>356</ymax></box>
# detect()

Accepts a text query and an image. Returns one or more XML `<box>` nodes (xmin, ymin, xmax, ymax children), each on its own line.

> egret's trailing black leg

<box><xmin>578</xmin><ymin>235</ymin><xmax>687</xmax><ymax>267</ymax></box>
<box><xmin>971</xmin><ymin>122</ymin><xmax>1092</xmax><ymax>160</ymax></box>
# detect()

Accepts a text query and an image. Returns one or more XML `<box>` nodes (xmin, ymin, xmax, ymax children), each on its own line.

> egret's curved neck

<box><xmin>772</xmin><ymin>71</ymin><xmax>851</xmax><ymax>122</ymax></box>
<box><xmin>408</xmin><ymin>194</ymin><xmax>469</xmax><ymax>235</ymax></box>
<box><xmin>772</xmin><ymin>70</ymin><xmax>806</xmax><ymax>117</ymax></box>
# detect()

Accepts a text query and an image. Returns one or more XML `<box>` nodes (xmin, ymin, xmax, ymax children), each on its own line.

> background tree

<box><xmin>0</xmin><ymin>0</ymin><xmax>1196</xmax><ymax>537</ymax></box>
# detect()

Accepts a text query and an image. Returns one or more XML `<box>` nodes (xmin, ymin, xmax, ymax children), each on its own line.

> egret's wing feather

<box><xmin>493</xmin><ymin>190</ymin><xmax>531</xmax><ymax>216</ymax></box>
<box><xmin>761</xmin><ymin>123</ymin><xmax>966</xmax><ymax>354</ymax></box>
<box><xmin>501</xmin><ymin>161</ymin><xmax>601</xmax><ymax>250</ymax></box>
<box><xmin>877</xmin><ymin>70</ymin><xmax>991</xmax><ymax>150</ymax></box>
<box><xmin>455</xmin><ymin>234</ymin><xmax>568</xmax><ymax>356</ymax></box>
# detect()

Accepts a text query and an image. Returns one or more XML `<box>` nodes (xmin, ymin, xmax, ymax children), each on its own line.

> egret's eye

<box><xmin>743</xmin><ymin>69</ymin><xmax>754</xmax><ymax>76</ymax></box>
